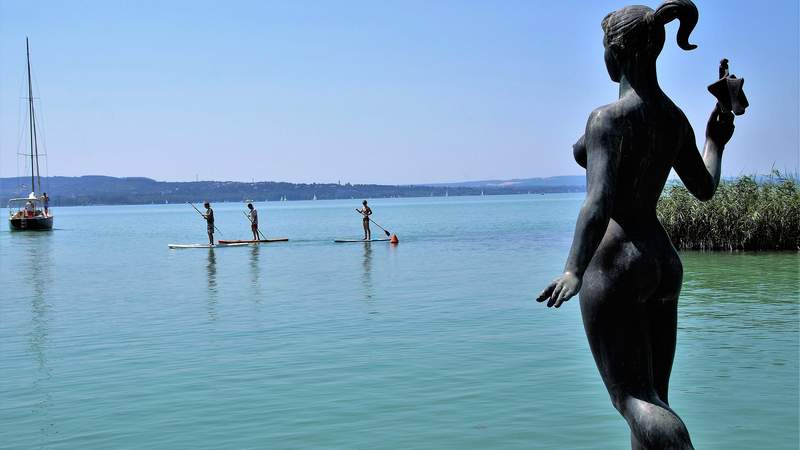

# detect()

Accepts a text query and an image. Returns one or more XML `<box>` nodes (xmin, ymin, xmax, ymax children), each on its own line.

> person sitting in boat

<box><xmin>357</xmin><ymin>200</ymin><xmax>372</xmax><ymax>240</ymax></box>
<box><xmin>247</xmin><ymin>203</ymin><xmax>259</xmax><ymax>241</ymax></box>
<box><xmin>203</xmin><ymin>201</ymin><xmax>215</xmax><ymax>245</ymax></box>
<box><xmin>24</xmin><ymin>200</ymin><xmax>35</xmax><ymax>217</ymax></box>
<box><xmin>40</xmin><ymin>192</ymin><xmax>49</xmax><ymax>216</ymax></box>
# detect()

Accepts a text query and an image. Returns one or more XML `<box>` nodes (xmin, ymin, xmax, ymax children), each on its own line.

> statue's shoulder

<box><xmin>660</xmin><ymin>99</ymin><xmax>693</xmax><ymax>137</ymax></box>
<box><xmin>585</xmin><ymin>102</ymin><xmax>627</xmax><ymax>138</ymax></box>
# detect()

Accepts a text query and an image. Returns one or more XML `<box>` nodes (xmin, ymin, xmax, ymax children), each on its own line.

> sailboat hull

<box><xmin>9</xmin><ymin>215</ymin><xmax>53</xmax><ymax>231</ymax></box>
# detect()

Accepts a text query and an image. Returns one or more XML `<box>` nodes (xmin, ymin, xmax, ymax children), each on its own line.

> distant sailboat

<box><xmin>8</xmin><ymin>38</ymin><xmax>53</xmax><ymax>231</ymax></box>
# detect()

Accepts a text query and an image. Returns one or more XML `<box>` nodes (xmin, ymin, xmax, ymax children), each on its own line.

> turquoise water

<box><xmin>1</xmin><ymin>194</ymin><xmax>798</xmax><ymax>449</ymax></box>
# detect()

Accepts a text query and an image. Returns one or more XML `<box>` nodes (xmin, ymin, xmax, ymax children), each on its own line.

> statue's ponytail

<box><xmin>654</xmin><ymin>0</ymin><xmax>698</xmax><ymax>50</ymax></box>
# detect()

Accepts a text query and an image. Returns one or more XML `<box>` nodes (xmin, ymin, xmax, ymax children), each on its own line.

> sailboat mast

<box><xmin>32</xmin><ymin>101</ymin><xmax>42</xmax><ymax>193</ymax></box>
<box><xmin>31</xmin><ymin>93</ymin><xmax>42</xmax><ymax>194</ymax></box>
<box><xmin>25</xmin><ymin>37</ymin><xmax>37</xmax><ymax>195</ymax></box>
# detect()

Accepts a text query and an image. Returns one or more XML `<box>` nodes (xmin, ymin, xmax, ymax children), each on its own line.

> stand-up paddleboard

<box><xmin>168</xmin><ymin>243</ymin><xmax>250</xmax><ymax>249</ymax></box>
<box><xmin>334</xmin><ymin>238</ymin><xmax>391</xmax><ymax>243</ymax></box>
<box><xmin>217</xmin><ymin>238</ymin><xmax>289</xmax><ymax>244</ymax></box>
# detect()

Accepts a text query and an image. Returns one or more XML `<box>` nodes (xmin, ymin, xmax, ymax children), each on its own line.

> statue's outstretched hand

<box><xmin>537</xmin><ymin>272</ymin><xmax>582</xmax><ymax>308</ymax></box>
<box><xmin>706</xmin><ymin>106</ymin><xmax>734</xmax><ymax>148</ymax></box>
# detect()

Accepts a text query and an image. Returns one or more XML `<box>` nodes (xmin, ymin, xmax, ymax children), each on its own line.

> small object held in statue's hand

<box><xmin>708</xmin><ymin>58</ymin><xmax>749</xmax><ymax>116</ymax></box>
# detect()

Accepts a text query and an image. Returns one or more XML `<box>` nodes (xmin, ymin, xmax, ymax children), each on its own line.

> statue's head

<box><xmin>602</xmin><ymin>0</ymin><xmax>698</xmax><ymax>82</ymax></box>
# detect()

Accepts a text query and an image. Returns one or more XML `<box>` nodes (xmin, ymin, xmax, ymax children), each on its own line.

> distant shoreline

<box><xmin>0</xmin><ymin>175</ymin><xmax>586</xmax><ymax>207</ymax></box>
<box><xmin>1</xmin><ymin>192</ymin><xmax>591</xmax><ymax>210</ymax></box>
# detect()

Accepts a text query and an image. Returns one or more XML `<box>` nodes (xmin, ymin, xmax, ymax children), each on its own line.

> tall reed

<box><xmin>657</xmin><ymin>171</ymin><xmax>800</xmax><ymax>251</ymax></box>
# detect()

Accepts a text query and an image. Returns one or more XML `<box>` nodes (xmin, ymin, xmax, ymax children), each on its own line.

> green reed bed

<box><xmin>657</xmin><ymin>172</ymin><xmax>800</xmax><ymax>251</ymax></box>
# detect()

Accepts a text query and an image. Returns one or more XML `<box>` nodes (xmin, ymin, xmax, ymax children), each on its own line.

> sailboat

<box><xmin>8</xmin><ymin>38</ymin><xmax>53</xmax><ymax>231</ymax></box>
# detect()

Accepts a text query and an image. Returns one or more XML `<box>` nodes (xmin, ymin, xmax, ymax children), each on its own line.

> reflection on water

<box><xmin>206</xmin><ymin>248</ymin><xmax>217</xmax><ymax>321</ymax></box>
<box><xmin>18</xmin><ymin>233</ymin><xmax>56</xmax><ymax>442</ymax></box>
<box><xmin>682</xmin><ymin>251</ymin><xmax>799</xmax><ymax>300</ymax></box>
<box><xmin>250</xmin><ymin>244</ymin><xmax>262</xmax><ymax>302</ymax></box>
<box><xmin>673</xmin><ymin>251</ymin><xmax>799</xmax><ymax>449</ymax></box>
<box><xmin>362</xmin><ymin>242</ymin><xmax>373</xmax><ymax>302</ymax></box>
<box><xmin>680</xmin><ymin>252</ymin><xmax>799</xmax><ymax>328</ymax></box>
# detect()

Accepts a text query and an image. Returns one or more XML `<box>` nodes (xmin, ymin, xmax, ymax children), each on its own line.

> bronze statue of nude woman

<box><xmin>537</xmin><ymin>0</ymin><xmax>738</xmax><ymax>448</ymax></box>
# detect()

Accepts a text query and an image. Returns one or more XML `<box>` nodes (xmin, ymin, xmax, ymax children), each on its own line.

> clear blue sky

<box><xmin>1</xmin><ymin>0</ymin><xmax>797</xmax><ymax>184</ymax></box>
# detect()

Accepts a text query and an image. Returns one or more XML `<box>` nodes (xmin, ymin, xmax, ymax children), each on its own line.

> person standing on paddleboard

<box><xmin>247</xmin><ymin>203</ymin><xmax>259</xmax><ymax>241</ymax></box>
<box><xmin>357</xmin><ymin>200</ymin><xmax>372</xmax><ymax>240</ymax></box>
<box><xmin>203</xmin><ymin>201</ymin><xmax>215</xmax><ymax>245</ymax></box>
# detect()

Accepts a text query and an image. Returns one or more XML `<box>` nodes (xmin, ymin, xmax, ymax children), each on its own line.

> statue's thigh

<box><xmin>579</xmin><ymin>269</ymin><xmax>657</xmax><ymax>397</ymax></box>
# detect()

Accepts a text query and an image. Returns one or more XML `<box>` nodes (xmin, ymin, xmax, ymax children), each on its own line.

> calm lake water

<box><xmin>1</xmin><ymin>194</ymin><xmax>798</xmax><ymax>449</ymax></box>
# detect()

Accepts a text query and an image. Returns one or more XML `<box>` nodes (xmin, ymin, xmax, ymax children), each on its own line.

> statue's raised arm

<box><xmin>674</xmin><ymin>59</ymin><xmax>746</xmax><ymax>200</ymax></box>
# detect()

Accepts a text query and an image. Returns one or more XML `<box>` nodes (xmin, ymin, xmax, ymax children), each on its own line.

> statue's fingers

<box><xmin>708</xmin><ymin>105</ymin><xmax>721</xmax><ymax>124</ymax></box>
<box><xmin>553</xmin><ymin>291</ymin><xmax>568</xmax><ymax>308</ymax></box>
<box><xmin>548</xmin><ymin>284</ymin><xmax>564</xmax><ymax>308</ymax></box>
<box><xmin>535</xmin><ymin>290</ymin><xmax>548</xmax><ymax>302</ymax></box>
<box><xmin>536</xmin><ymin>282</ymin><xmax>556</xmax><ymax>302</ymax></box>
<box><xmin>554</xmin><ymin>287</ymin><xmax>575</xmax><ymax>308</ymax></box>
<box><xmin>719</xmin><ymin>110</ymin><xmax>734</xmax><ymax>124</ymax></box>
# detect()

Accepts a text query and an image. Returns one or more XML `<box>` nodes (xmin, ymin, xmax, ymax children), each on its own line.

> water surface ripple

<box><xmin>1</xmin><ymin>195</ymin><xmax>797</xmax><ymax>449</ymax></box>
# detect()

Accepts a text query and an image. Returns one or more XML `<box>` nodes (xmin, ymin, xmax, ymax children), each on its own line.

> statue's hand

<box><xmin>706</xmin><ymin>106</ymin><xmax>735</xmax><ymax>148</ymax></box>
<box><xmin>536</xmin><ymin>272</ymin><xmax>582</xmax><ymax>308</ymax></box>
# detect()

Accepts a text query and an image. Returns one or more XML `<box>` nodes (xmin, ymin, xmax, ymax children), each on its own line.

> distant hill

<box><xmin>0</xmin><ymin>175</ymin><xmax>586</xmax><ymax>206</ymax></box>
<box><xmin>428</xmin><ymin>175</ymin><xmax>585</xmax><ymax>189</ymax></box>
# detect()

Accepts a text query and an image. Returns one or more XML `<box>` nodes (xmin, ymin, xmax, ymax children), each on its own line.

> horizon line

<box><xmin>0</xmin><ymin>173</ymin><xmax>589</xmax><ymax>186</ymax></box>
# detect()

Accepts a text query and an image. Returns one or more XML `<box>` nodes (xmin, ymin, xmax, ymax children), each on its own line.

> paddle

<box><xmin>189</xmin><ymin>202</ymin><xmax>222</xmax><ymax>235</ymax></box>
<box><xmin>243</xmin><ymin>211</ymin><xmax>268</xmax><ymax>241</ymax></box>
<box><xmin>355</xmin><ymin>208</ymin><xmax>391</xmax><ymax>237</ymax></box>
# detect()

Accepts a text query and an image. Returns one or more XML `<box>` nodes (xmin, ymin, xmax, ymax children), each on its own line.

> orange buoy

<box><xmin>390</xmin><ymin>234</ymin><xmax>399</xmax><ymax>244</ymax></box>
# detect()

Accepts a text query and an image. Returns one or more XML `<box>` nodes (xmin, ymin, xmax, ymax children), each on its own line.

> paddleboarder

<box><xmin>247</xmin><ymin>203</ymin><xmax>259</xmax><ymax>241</ymax></box>
<box><xmin>203</xmin><ymin>201</ymin><xmax>215</xmax><ymax>245</ymax></box>
<box><xmin>357</xmin><ymin>200</ymin><xmax>372</xmax><ymax>240</ymax></box>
